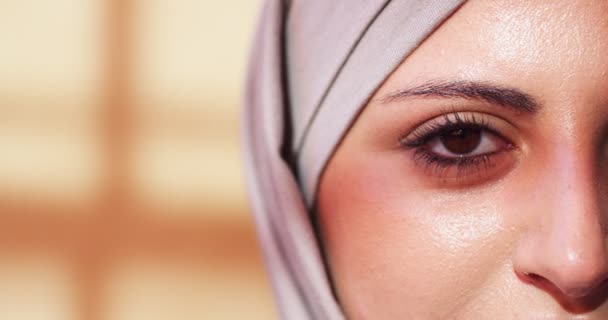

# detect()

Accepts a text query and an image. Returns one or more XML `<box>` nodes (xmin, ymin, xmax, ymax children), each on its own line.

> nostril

<box><xmin>516</xmin><ymin>270</ymin><xmax>608</xmax><ymax>313</ymax></box>
<box><xmin>517</xmin><ymin>271</ymin><xmax>567</xmax><ymax>301</ymax></box>
<box><xmin>517</xmin><ymin>271</ymin><xmax>554</xmax><ymax>292</ymax></box>
<box><xmin>562</xmin><ymin>279</ymin><xmax>608</xmax><ymax>299</ymax></box>
<box><xmin>521</xmin><ymin>272</ymin><xmax>543</xmax><ymax>282</ymax></box>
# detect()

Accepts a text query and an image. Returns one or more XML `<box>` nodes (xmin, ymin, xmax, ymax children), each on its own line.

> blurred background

<box><xmin>0</xmin><ymin>0</ymin><xmax>276</xmax><ymax>319</ymax></box>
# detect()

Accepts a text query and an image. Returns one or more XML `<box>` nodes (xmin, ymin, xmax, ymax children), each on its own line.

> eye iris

<box><xmin>439</xmin><ymin>128</ymin><xmax>482</xmax><ymax>154</ymax></box>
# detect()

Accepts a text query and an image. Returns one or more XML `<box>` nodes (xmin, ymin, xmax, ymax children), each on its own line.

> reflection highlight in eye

<box><xmin>400</xmin><ymin>112</ymin><xmax>518</xmax><ymax>184</ymax></box>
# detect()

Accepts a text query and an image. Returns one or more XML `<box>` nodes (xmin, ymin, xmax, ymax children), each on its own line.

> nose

<box><xmin>513</xmin><ymin>149</ymin><xmax>608</xmax><ymax>313</ymax></box>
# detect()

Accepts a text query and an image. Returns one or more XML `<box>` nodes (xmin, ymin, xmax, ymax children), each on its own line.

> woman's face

<box><xmin>317</xmin><ymin>1</ymin><xmax>608</xmax><ymax>318</ymax></box>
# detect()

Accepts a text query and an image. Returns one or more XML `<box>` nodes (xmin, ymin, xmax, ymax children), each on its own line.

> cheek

<box><xmin>317</xmin><ymin>150</ymin><xmax>515</xmax><ymax>318</ymax></box>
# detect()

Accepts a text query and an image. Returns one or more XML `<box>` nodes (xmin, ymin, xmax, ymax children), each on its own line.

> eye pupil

<box><xmin>440</xmin><ymin>128</ymin><xmax>482</xmax><ymax>154</ymax></box>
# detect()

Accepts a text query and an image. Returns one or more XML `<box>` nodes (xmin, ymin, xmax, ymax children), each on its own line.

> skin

<box><xmin>316</xmin><ymin>0</ymin><xmax>608</xmax><ymax>319</ymax></box>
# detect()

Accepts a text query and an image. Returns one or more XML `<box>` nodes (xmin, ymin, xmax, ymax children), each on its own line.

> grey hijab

<box><xmin>242</xmin><ymin>1</ymin><xmax>465</xmax><ymax>318</ymax></box>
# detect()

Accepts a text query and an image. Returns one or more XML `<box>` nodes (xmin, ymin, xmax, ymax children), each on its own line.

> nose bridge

<box><xmin>552</xmin><ymin>141</ymin><xmax>604</xmax><ymax>240</ymax></box>
<box><xmin>549</xmin><ymin>143</ymin><xmax>605</xmax><ymax>271</ymax></box>
<box><xmin>516</xmin><ymin>141</ymin><xmax>608</xmax><ymax>300</ymax></box>
<box><xmin>548</xmin><ymin>184</ymin><xmax>606</xmax><ymax>289</ymax></box>
<box><xmin>551</xmin><ymin>144</ymin><xmax>603</xmax><ymax>236</ymax></box>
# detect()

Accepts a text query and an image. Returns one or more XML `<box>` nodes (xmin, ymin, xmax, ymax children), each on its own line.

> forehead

<box><xmin>378</xmin><ymin>0</ymin><xmax>608</xmax><ymax>100</ymax></box>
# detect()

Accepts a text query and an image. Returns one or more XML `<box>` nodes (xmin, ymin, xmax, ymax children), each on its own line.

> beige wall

<box><xmin>0</xmin><ymin>1</ymin><xmax>275</xmax><ymax>319</ymax></box>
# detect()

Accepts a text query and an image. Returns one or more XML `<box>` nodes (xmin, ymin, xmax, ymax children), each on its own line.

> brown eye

<box><xmin>425</xmin><ymin>127</ymin><xmax>507</xmax><ymax>158</ymax></box>
<box><xmin>400</xmin><ymin>112</ymin><xmax>519</xmax><ymax>184</ymax></box>
<box><xmin>439</xmin><ymin>128</ymin><xmax>482</xmax><ymax>155</ymax></box>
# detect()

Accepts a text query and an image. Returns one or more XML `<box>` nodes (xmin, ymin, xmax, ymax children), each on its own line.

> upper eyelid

<box><xmin>400</xmin><ymin>113</ymin><xmax>498</xmax><ymax>147</ymax></box>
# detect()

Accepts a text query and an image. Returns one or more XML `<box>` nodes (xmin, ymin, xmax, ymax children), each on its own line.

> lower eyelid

<box><xmin>409</xmin><ymin>146</ymin><xmax>518</xmax><ymax>186</ymax></box>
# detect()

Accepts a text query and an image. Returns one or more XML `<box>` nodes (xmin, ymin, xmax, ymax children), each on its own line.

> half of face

<box><xmin>317</xmin><ymin>0</ymin><xmax>608</xmax><ymax>318</ymax></box>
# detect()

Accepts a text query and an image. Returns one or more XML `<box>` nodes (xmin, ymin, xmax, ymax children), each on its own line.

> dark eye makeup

<box><xmin>399</xmin><ymin>112</ymin><xmax>517</xmax><ymax>181</ymax></box>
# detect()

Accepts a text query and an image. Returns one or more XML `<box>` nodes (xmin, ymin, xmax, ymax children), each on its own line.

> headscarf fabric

<box><xmin>242</xmin><ymin>1</ymin><xmax>465</xmax><ymax>318</ymax></box>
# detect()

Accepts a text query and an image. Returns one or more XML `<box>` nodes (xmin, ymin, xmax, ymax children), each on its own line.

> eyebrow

<box><xmin>380</xmin><ymin>80</ymin><xmax>540</xmax><ymax>114</ymax></box>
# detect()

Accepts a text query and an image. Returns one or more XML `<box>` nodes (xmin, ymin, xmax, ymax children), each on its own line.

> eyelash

<box><xmin>399</xmin><ymin>112</ymin><xmax>513</xmax><ymax>176</ymax></box>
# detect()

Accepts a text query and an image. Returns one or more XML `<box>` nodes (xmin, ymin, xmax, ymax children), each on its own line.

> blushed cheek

<box><xmin>424</xmin><ymin>195</ymin><xmax>508</xmax><ymax>252</ymax></box>
<box><xmin>318</xmin><ymin>152</ymin><xmax>513</xmax><ymax>318</ymax></box>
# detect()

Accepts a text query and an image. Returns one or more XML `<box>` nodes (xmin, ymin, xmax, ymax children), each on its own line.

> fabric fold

<box><xmin>242</xmin><ymin>0</ymin><xmax>465</xmax><ymax>318</ymax></box>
